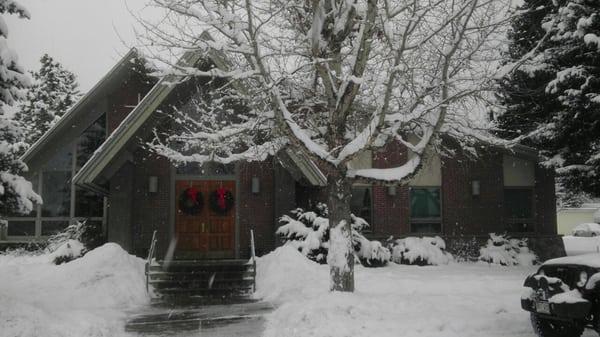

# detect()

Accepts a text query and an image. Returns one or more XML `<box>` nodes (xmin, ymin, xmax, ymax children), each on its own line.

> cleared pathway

<box><xmin>125</xmin><ymin>300</ymin><xmax>274</xmax><ymax>337</ymax></box>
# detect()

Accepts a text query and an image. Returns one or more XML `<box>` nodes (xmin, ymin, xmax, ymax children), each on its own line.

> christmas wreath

<box><xmin>209</xmin><ymin>187</ymin><xmax>234</xmax><ymax>214</ymax></box>
<box><xmin>179</xmin><ymin>187</ymin><xmax>204</xmax><ymax>215</ymax></box>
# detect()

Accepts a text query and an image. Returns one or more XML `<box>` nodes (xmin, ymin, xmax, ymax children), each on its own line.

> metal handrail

<box><xmin>250</xmin><ymin>229</ymin><xmax>256</xmax><ymax>262</ymax></box>
<box><xmin>145</xmin><ymin>230</ymin><xmax>158</xmax><ymax>293</ymax></box>
<box><xmin>250</xmin><ymin>229</ymin><xmax>256</xmax><ymax>292</ymax></box>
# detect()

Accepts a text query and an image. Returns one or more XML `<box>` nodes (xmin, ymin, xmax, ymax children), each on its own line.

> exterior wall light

<box><xmin>471</xmin><ymin>180</ymin><xmax>481</xmax><ymax>196</ymax></box>
<box><xmin>388</xmin><ymin>185</ymin><xmax>397</xmax><ymax>196</ymax></box>
<box><xmin>148</xmin><ymin>176</ymin><xmax>158</xmax><ymax>193</ymax></box>
<box><xmin>252</xmin><ymin>177</ymin><xmax>260</xmax><ymax>194</ymax></box>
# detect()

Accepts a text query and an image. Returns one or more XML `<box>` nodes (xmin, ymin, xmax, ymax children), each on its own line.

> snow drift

<box><xmin>0</xmin><ymin>243</ymin><xmax>147</xmax><ymax>337</ymax></box>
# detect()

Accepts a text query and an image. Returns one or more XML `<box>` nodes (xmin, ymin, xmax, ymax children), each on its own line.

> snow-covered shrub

<box><xmin>277</xmin><ymin>203</ymin><xmax>390</xmax><ymax>267</ymax></box>
<box><xmin>389</xmin><ymin>236</ymin><xmax>453</xmax><ymax>266</ymax></box>
<box><xmin>478</xmin><ymin>233</ymin><xmax>537</xmax><ymax>266</ymax></box>
<box><xmin>445</xmin><ymin>237</ymin><xmax>481</xmax><ymax>262</ymax></box>
<box><xmin>49</xmin><ymin>239</ymin><xmax>85</xmax><ymax>265</ymax></box>
<box><xmin>354</xmin><ymin>235</ymin><xmax>391</xmax><ymax>267</ymax></box>
<box><xmin>46</xmin><ymin>220</ymin><xmax>105</xmax><ymax>264</ymax></box>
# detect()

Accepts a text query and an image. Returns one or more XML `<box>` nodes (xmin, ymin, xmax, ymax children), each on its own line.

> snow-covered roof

<box><xmin>21</xmin><ymin>49</ymin><xmax>143</xmax><ymax>173</ymax></box>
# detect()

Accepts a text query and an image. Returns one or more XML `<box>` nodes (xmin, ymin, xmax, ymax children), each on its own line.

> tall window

<box><xmin>4</xmin><ymin>115</ymin><xmax>106</xmax><ymax>239</ymax></box>
<box><xmin>350</xmin><ymin>186</ymin><xmax>373</xmax><ymax>227</ymax></box>
<box><xmin>504</xmin><ymin>188</ymin><xmax>534</xmax><ymax>232</ymax></box>
<box><xmin>410</xmin><ymin>187</ymin><xmax>442</xmax><ymax>233</ymax></box>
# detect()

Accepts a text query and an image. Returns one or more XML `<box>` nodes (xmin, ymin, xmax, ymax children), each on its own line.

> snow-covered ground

<box><xmin>256</xmin><ymin>246</ymin><xmax>595</xmax><ymax>337</ymax></box>
<box><xmin>2</xmin><ymin>243</ymin><xmax>597</xmax><ymax>337</ymax></box>
<box><xmin>0</xmin><ymin>243</ymin><xmax>148</xmax><ymax>337</ymax></box>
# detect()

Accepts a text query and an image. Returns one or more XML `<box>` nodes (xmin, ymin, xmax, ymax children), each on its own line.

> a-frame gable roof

<box><xmin>21</xmin><ymin>49</ymin><xmax>146</xmax><ymax>173</ymax></box>
<box><xmin>73</xmin><ymin>50</ymin><xmax>205</xmax><ymax>193</ymax></box>
<box><xmin>74</xmin><ymin>34</ymin><xmax>329</xmax><ymax>192</ymax></box>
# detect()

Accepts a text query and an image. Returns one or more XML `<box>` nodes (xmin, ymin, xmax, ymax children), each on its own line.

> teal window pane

<box><xmin>350</xmin><ymin>186</ymin><xmax>372</xmax><ymax>225</ymax></box>
<box><xmin>41</xmin><ymin>220</ymin><xmax>70</xmax><ymax>236</ymax></box>
<box><xmin>411</xmin><ymin>223</ymin><xmax>442</xmax><ymax>234</ymax></box>
<box><xmin>76</xmin><ymin>115</ymin><xmax>106</xmax><ymax>170</ymax></box>
<box><xmin>410</xmin><ymin>188</ymin><xmax>441</xmax><ymax>218</ymax></box>
<box><xmin>41</xmin><ymin>171</ymin><xmax>71</xmax><ymax>217</ymax></box>
<box><xmin>504</xmin><ymin>189</ymin><xmax>533</xmax><ymax>219</ymax></box>
<box><xmin>7</xmin><ymin>221</ymin><xmax>36</xmax><ymax>236</ymax></box>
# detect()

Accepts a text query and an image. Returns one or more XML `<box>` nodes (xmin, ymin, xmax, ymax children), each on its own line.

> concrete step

<box><xmin>150</xmin><ymin>279</ymin><xmax>254</xmax><ymax>291</ymax></box>
<box><xmin>125</xmin><ymin>300</ymin><xmax>273</xmax><ymax>335</ymax></box>
<box><xmin>148</xmin><ymin>259</ymin><xmax>256</xmax><ymax>302</ymax></box>
<box><xmin>148</xmin><ymin>270</ymin><xmax>254</xmax><ymax>280</ymax></box>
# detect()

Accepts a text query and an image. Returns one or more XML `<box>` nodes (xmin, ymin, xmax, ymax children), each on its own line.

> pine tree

<box><xmin>15</xmin><ymin>54</ymin><xmax>80</xmax><ymax>145</ymax></box>
<box><xmin>497</xmin><ymin>0</ymin><xmax>600</xmax><ymax>197</ymax></box>
<box><xmin>0</xmin><ymin>0</ymin><xmax>41</xmax><ymax>216</ymax></box>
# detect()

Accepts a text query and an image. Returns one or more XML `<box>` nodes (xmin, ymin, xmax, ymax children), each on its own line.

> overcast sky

<box><xmin>6</xmin><ymin>0</ymin><xmax>146</xmax><ymax>91</ymax></box>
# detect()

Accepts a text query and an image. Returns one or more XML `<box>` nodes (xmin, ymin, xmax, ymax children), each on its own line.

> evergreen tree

<box><xmin>497</xmin><ymin>0</ymin><xmax>600</xmax><ymax>197</ymax></box>
<box><xmin>0</xmin><ymin>0</ymin><xmax>41</xmax><ymax>216</ymax></box>
<box><xmin>15</xmin><ymin>54</ymin><xmax>80</xmax><ymax>145</ymax></box>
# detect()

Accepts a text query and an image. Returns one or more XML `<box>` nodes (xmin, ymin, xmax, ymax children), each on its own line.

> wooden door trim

<box><xmin>170</xmin><ymin>171</ymin><xmax>239</xmax><ymax>259</ymax></box>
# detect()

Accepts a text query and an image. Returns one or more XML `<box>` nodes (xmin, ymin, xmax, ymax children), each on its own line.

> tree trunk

<box><xmin>326</xmin><ymin>171</ymin><xmax>354</xmax><ymax>292</ymax></box>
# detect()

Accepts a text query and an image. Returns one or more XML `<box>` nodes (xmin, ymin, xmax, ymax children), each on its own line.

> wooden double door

<box><xmin>174</xmin><ymin>180</ymin><xmax>235</xmax><ymax>259</ymax></box>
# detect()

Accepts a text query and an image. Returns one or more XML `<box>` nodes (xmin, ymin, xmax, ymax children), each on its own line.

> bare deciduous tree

<box><xmin>138</xmin><ymin>0</ymin><xmax>511</xmax><ymax>292</ymax></box>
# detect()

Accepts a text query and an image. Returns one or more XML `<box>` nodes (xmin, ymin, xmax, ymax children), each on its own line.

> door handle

<box><xmin>201</xmin><ymin>223</ymin><xmax>205</xmax><ymax>232</ymax></box>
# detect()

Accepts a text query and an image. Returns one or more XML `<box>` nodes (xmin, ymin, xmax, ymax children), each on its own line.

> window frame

<box><xmin>3</xmin><ymin>117</ymin><xmax>107</xmax><ymax>241</ymax></box>
<box><xmin>409</xmin><ymin>186</ymin><xmax>443</xmax><ymax>234</ymax></box>
<box><xmin>503</xmin><ymin>186</ymin><xmax>536</xmax><ymax>233</ymax></box>
<box><xmin>350</xmin><ymin>184</ymin><xmax>374</xmax><ymax>232</ymax></box>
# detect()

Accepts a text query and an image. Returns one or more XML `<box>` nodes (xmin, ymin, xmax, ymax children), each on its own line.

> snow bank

<box><xmin>257</xmin><ymin>246</ymin><xmax>536</xmax><ymax>337</ymax></box>
<box><xmin>0</xmin><ymin>243</ymin><xmax>148</xmax><ymax>337</ymax></box>
<box><xmin>563</xmin><ymin>236</ymin><xmax>600</xmax><ymax>256</ymax></box>
<box><xmin>572</xmin><ymin>222</ymin><xmax>600</xmax><ymax>237</ymax></box>
<box><xmin>256</xmin><ymin>245</ymin><xmax>326</xmax><ymax>303</ymax></box>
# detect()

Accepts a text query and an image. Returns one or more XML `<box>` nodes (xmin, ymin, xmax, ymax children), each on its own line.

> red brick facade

<box><xmin>372</xmin><ymin>141</ymin><xmax>410</xmax><ymax>236</ymax></box>
<box><xmin>102</xmin><ymin>74</ymin><xmax>557</xmax><ymax>259</ymax></box>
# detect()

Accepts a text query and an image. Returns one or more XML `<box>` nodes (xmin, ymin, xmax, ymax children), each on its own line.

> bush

<box><xmin>277</xmin><ymin>203</ymin><xmax>390</xmax><ymax>267</ymax></box>
<box><xmin>46</xmin><ymin>220</ymin><xmax>106</xmax><ymax>265</ymax></box>
<box><xmin>388</xmin><ymin>236</ymin><xmax>453</xmax><ymax>266</ymax></box>
<box><xmin>50</xmin><ymin>239</ymin><xmax>85</xmax><ymax>265</ymax></box>
<box><xmin>478</xmin><ymin>233</ymin><xmax>537</xmax><ymax>266</ymax></box>
<box><xmin>445</xmin><ymin>236</ymin><xmax>481</xmax><ymax>262</ymax></box>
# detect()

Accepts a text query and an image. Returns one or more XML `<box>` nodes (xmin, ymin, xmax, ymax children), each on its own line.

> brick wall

<box><xmin>105</xmin><ymin>141</ymin><xmax>558</xmax><ymax>258</ymax></box>
<box><xmin>535</xmin><ymin>166</ymin><xmax>557</xmax><ymax>235</ymax></box>
<box><xmin>130</xmin><ymin>151</ymin><xmax>172</xmax><ymax>258</ymax></box>
<box><xmin>107</xmin><ymin>162</ymin><xmax>134</xmax><ymax>252</ymax></box>
<box><xmin>238</xmin><ymin>159</ymin><xmax>276</xmax><ymax>258</ymax></box>
<box><xmin>441</xmin><ymin>150</ymin><xmax>505</xmax><ymax>236</ymax></box>
<box><xmin>372</xmin><ymin>141</ymin><xmax>410</xmax><ymax>237</ymax></box>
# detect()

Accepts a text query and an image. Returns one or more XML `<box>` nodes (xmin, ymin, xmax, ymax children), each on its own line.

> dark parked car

<box><xmin>522</xmin><ymin>254</ymin><xmax>600</xmax><ymax>337</ymax></box>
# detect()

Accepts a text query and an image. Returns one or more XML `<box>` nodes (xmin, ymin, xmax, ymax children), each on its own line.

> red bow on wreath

<box><xmin>216</xmin><ymin>187</ymin><xmax>227</xmax><ymax>210</ymax></box>
<box><xmin>186</xmin><ymin>187</ymin><xmax>199</xmax><ymax>203</ymax></box>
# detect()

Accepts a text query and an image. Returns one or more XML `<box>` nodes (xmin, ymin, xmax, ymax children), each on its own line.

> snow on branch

<box><xmin>138</xmin><ymin>0</ymin><xmax>513</xmax><ymax>181</ymax></box>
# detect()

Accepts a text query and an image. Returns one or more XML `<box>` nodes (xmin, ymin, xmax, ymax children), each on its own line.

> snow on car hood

<box><xmin>543</xmin><ymin>253</ymin><xmax>600</xmax><ymax>268</ymax></box>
